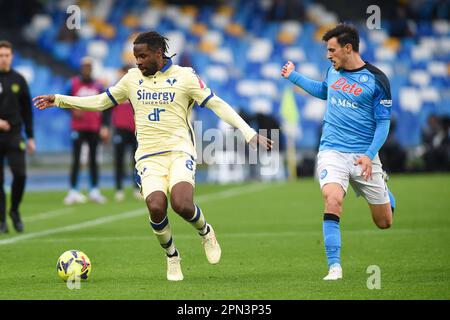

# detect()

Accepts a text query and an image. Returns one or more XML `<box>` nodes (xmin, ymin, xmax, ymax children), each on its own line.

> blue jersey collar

<box><xmin>159</xmin><ymin>58</ymin><xmax>172</xmax><ymax>73</ymax></box>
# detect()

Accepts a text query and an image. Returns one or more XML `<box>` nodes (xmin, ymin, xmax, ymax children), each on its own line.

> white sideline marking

<box><xmin>24</xmin><ymin>208</ymin><xmax>75</xmax><ymax>223</ymax></box>
<box><xmin>0</xmin><ymin>184</ymin><xmax>272</xmax><ymax>246</ymax></box>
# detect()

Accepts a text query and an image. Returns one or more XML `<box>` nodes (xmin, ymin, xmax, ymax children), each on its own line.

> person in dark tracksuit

<box><xmin>0</xmin><ymin>40</ymin><xmax>35</xmax><ymax>234</ymax></box>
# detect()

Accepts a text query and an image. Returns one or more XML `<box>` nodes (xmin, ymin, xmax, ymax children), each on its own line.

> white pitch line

<box><xmin>20</xmin><ymin>232</ymin><xmax>302</xmax><ymax>243</ymax></box>
<box><xmin>15</xmin><ymin>227</ymin><xmax>450</xmax><ymax>243</ymax></box>
<box><xmin>0</xmin><ymin>183</ymin><xmax>273</xmax><ymax>246</ymax></box>
<box><xmin>23</xmin><ymin>208</ymin><xmax>75</xmax><ymax>223</ymax></box>
<box><xmin>0</xmin><ymin>208</ymin><xmax>145</xmax><ymax>246</ymax></box>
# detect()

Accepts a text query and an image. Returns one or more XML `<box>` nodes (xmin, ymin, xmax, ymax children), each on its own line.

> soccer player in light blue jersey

<box><xmin>281</xmin><ymin>24</ymin><xmax>396</xmax><ymax>280</ymax></box>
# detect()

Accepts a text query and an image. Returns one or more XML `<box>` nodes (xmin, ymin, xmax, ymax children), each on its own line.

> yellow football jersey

<box><xmin>106</xmin><ymin>61</ymin><xmax>211</xmax><ymax>160</ymax></box>
<box><xmin>54</xmin><ymin>59</ymin><xmax>256</xmax><ymax>161</ymax></box>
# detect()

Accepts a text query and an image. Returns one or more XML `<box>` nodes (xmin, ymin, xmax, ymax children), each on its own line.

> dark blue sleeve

<box><xmin>365</xmin><ymin>64</ymin><xmax>393</xmax><ymax>159</ymax></box>
<box><xmin>286</xmin><ymin>71</ymin><xmax>327</xmax><ymax>100</ymax></box>
<box><xmin>372</xmin><ymin>73</ymin><xmax>392</xmax><ymax>120</ymax></box>
<box><xmin>364</xmin><ymin>119</ymin><xmax>390</xmax><ymax>160</ymax></box>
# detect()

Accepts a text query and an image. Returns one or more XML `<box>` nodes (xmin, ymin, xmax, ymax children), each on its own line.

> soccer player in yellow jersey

<box><xmin>34</xmin><ymin>31</ymin><xmax>272</xmax><ymax>281</ymax></box>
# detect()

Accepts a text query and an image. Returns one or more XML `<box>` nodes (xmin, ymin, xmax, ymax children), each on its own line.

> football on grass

<box><xmin>56</xmin><ymin>250</ymin><xmax>91</xmax><ymax>281</ymax></box>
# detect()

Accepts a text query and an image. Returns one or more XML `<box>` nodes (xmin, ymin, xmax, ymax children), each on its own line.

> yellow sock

<box><xmin>150</xmin><ymin>217</ymin><xmax>176</xmax><ymax>256</ymax></box>
<box><xmin>186</xmin><ymin>205</ymin><xmax>208</xmax><ymax>235</ymax></box>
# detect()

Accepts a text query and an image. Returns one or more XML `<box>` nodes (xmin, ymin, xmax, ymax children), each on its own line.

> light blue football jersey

<box><xmin>319</xmin><ymin>63</ymin><xmax>392</xmax><ymax>153</ymax></box>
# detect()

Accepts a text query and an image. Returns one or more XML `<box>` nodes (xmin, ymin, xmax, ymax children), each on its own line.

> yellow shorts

<box><xmin>135</xmin><ymin>151</ymin><xmax>196</xmax><ymax>199</ymax></box>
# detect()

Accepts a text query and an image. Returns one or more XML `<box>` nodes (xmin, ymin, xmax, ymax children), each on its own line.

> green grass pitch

<box><xmin>0</xmin><ymin>174</ymin><xmax>449</xmax><ymax>299</ymax></box>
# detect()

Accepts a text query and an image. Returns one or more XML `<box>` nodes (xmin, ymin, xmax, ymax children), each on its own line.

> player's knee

<box><xmin>324</xmin><ymin>194</ymin><xmax>343</xmax><ymax>213</ymax></box>
<box><xmin>171</xmin><ymin>198</ymin><xmax>194</xmax><ymax>217</ymax></box>
<box><xmin>145</xmin><ymin>196</ymin><xmax>166</xmax><ymax>221</ymax></box>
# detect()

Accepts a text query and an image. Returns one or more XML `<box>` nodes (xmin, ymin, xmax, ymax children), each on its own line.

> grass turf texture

<box><xmin>0</xmin><ymin>174</ymin><xmax>449</xmax><ymax>300</ymax></box>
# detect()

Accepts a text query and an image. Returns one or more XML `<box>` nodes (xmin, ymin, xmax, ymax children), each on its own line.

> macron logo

<box><xmin>331</xmin><ymin>77</ymin><xmax>363</xmax><ymax>96</ymax></box>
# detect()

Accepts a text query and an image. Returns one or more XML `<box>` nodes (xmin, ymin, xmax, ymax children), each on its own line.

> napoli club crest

<box><xmin>359</xmin><ymin>74</ymin><xmax>369</xmax><ymax>83</ymax></box>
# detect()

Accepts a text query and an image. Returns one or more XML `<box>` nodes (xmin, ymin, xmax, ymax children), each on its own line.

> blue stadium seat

<box><xmin>15</xmin><ymin>0</ymin><xmax>448</xmax><ymax>152</ymax></box>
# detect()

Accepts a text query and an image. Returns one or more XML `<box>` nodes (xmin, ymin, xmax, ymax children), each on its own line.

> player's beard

<box><xmin>141</xmin><ymin>61</ymin><xmax>159</xmax><ymax>77</ymax></box>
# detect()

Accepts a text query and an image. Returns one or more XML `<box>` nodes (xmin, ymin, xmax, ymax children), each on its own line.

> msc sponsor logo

<box><xmin>330</xmin><ymin>96</ymin><xmax>358</xmax><ymax>109</ymax></box>
<box><xmin>148</xmin><ymin>108</ymin><xmax>165</xmax><ymax>121</ymax></box>
<box><xmin>137</xmin><ymin>90</ymin><xmax>175</xmax><ymax>105</ymax></box>
<box><xmin>331</xmin><ymin>77</ymin><xmax>363</xmax><ymax>96</ymax></box>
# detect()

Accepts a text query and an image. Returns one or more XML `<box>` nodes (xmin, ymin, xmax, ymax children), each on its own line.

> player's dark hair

<box><xmin>133</xmin><ymin>31</ymin><xmax>170</xmax><ymax>57</ymax></box>
<box><xmin>0</xmin><ymin>40</ymin><xmax>13</xmax><ymax>50</ymax></box>
<box><xmin>322</xmin><ymin>24</ymin><xmax>360</xmax><ymax>52</ymax></box>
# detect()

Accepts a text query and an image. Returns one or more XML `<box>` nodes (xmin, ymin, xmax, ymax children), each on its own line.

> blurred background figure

<box><xmin>389</xmin><ymin>2</ymin><xmax>416</xmax><ymax>38</ymax></box>
<box><xmin>64</xmin><ymin>57</ymin><xmax>108</xmax><ymax>205</ymax></box>
<box><xmin>421</xmin><ymin>115</ymin><xmax>450</xmax><ymax>172</ymax></box>
<box><xmin>105</xmin><ymin>65</ymin><xmax>140</xmax><ymax>202</ymax></box>
<box><xmin>379</xmin><ymin>118</ymin><xmax>407</xmax><ymax>173</ymax></box>
<box><xmin>0</xmin><ymin>40</ymin><xmax>34</xmax><ymax>233</ymax></box>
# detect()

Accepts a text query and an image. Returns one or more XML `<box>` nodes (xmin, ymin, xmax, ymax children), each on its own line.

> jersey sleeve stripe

<box><xmin>137</xmin><ymin>150</ymin><xmax>173</xmax><ymax>162</ymax></box>
<box><xmin>199</xmin><ymin>91</ymin><xmax>214</xmax><ymax>108</ymax></box>
<box><xmin>106</xmin><ymin>88</ymin><xmax>119</xmax><ymax>106</ymax></box>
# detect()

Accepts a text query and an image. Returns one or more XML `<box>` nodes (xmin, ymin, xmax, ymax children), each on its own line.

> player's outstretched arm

<box><xmin>206</xmin><ymin>96</ymin><xmax>272</xmax><ymax>150</ymax></box>
<box><xmin>281</xmin><ymin>61</ymin><xmax>327</xmax><ymax>100</ymax></box>
<box><xmin>249</xmin><ymin>134</ymin><xmax>273</xmax><ymax>150</ymax></box>
<box><xmin>33</xmin><ymin>92</ymin><xmax>115</xmax><ymax>111</ymax></box>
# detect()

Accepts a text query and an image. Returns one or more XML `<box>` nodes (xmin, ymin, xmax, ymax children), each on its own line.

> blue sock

<box><xmin>323</xmin><ymin>214</ymin><xmax>341</xmax><ymax>267</ymax></box>
<box><xmin>388</xmin><ymin>189</ymin><xmax>396</xmax><ymax>212</ymax></box>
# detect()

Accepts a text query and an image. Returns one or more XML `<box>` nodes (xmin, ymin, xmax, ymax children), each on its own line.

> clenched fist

<box><xmin>281</xmin><ymin>61</ymin><xmax>295</xmax><ymax>78</ymax></box>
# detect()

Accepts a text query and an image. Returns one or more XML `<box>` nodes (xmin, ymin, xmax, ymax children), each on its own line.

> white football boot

<box><xmin>167</xmin><ymin>253</ymin><xmax>183</xmax><ymax>281</ymax></box>
<box><xmin>201</xmin><ymin>224</ymin><xmax>221</xmax><ymax>264</ymax></box>
<box><xmin>89</xmin><ymin>188</ymin><xmax>107</xmax><ymax>204</ymax></box>
<box><xmin>323</xmin><ymin>264</ymin><xmax>343</xmax><ymax>280</ymax></box>
<box><xmin>64</xmin><ymin>190</ymin><xmax>87</xmax><ymax>205</ymax></box>
<box><xmin>114</xmin><ymin>190</ymin><xmax>125</xmax><ymax>202</ymax></box>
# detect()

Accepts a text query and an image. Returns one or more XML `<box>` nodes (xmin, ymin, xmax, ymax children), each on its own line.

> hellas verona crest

<box><xmin>166</xmin><ymin>78</ymin><xmax>177</xmax><ymax>86</ymax></box>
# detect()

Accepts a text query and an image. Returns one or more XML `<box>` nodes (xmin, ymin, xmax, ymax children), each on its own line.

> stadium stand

<box><xmin>5</xmin><ymin>0</ymin><xmax>450</xmax><ymax>171</ymax></box>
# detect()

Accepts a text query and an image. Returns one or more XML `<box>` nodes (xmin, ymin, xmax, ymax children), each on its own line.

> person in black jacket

<box><xmin>0</xmin><ymin>40</ymin><xmax>34</xmax><ymax>234</ymax></box>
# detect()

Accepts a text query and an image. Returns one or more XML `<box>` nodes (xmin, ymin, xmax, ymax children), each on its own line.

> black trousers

<box><xmin>0</xmin><ymin>133</ymin><xmax>26</xmax><ymax>223</ymax></box>
<box><xmin>70</xmin><ymin>131</ymin><xmax>100</xmax><ymax>189</ymax></box>
<box><xmin>113</xmin><ymin>129</ymin><xmax>137</xmax><ymax>190</ymax></box>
